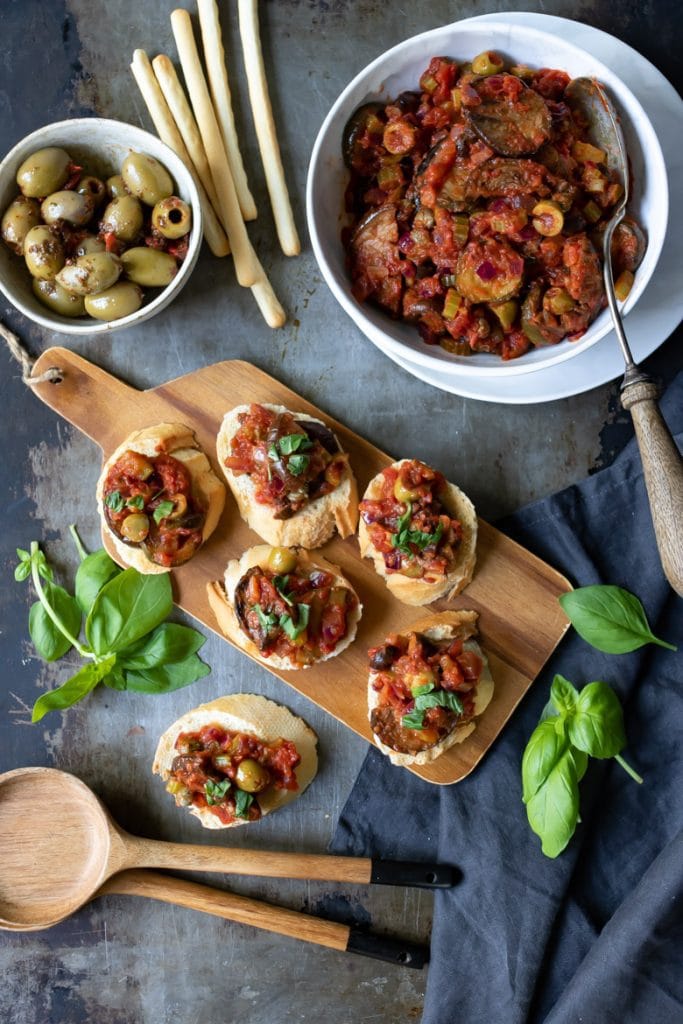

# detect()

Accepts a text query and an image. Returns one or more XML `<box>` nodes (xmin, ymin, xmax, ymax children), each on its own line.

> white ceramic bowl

<box><xmin>307</xmin><ymin>22</ymin><xmax>668</xmax><ymax>377</ymax></box>
<box><xmin>0</xmin><ymin>118</ymin><xmax>202</xmax><ymax>335</ymax></box>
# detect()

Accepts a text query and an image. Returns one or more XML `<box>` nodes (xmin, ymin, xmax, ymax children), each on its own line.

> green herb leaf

<box><xmin>127</xmin><ymin>495</ymin><xmax>145</xmax><ymax>511</ymax></box>
<box><xmin>254</xmin><ymin>603</ymin><xmax>278</xmax><ymax>632</ymax></box>
<box><xmin>105</xmin><ymin>490</ymin><xmax>125</xmax><ymax>513</ymax></box>
<box><xmin>268</xmin><ymin>444</ymin><xmax>279</xmax><ymax>462</ymax></box>
<box><xmin>559</xmin><ymin>585</ymin><xmax>677</xmax><ymax>653</ymax></box>
<box><xmin>16</xmin><ymin>548</ymin><xmax>30</xmax><ymax>562</ymax></box>
<box><xmin>522</xmin><ymin>719</ymin><xmax>570</xmax><ymax>804</ymax></box>
<box><xmin>234</xmin><ymin>789</ymin><xmax>254</xmax><ymax>818</ymax></box>
<box><xmin>402</xmin><ymin>709</ymin><xmax>425</xmax><ymax>729</ymax></box>
<box><xmin>287</xmin><ymin>453</ymin><xmax>310</xmax><ymax>476</ymax></box>
<box><xmin>124</xmin><ymin>654</ymin><xmax>211</xmax><ymax>693</ymax></box>
<box><xmin>279</xmin><ymin>603</ymin><xmax>310</xmax><ymax>640</ymax></box>
<box><xmin>29</xmin><ymin>582</ymin><xmax>82</xmax><ymax>662</ymax></box>
<box><xmin>414</xmin><ymin>690</ymin><xmax>463</xmax><ymax>714</ymax></box>
<box><xmin>86</xmin><ymin>568</ymin><xmax>173</xmax><ymax>656</ymax></box>
<box><xmin>525</xmin><ymin>747</ymin><xmax>580</xmax><ymax>858</ymax></box>
<box><xmin>396</xmin><ymin>502</ymin><xmax>412</xmax><ymax>534</ymax></box>
<box><xmin>120</xmin><ymin>623</ymin><xmax>206</xmax><ymax>670</ymax></box>
<box><xmin>205</xmin><ymin>779</ymin><xmax>231</xmax><ymax>805</ymax></box>
<box><xmin>567</xmin><ymin>681</ymin><xmax>626</xmax><ymax>759</ymax></box>
<box><xmin>273</xmin><ymin>575</ymin><xmax>294</xmax><ymax>605</ymax></box>
<box><xmin>102</xmin><ymin>665</ymin><xmax>128</xmax><ymax>690</ymax></box>
<box><xmin>31</xmin><ymin>656</ymin><xmax>116</xmax><ymax>722</ymax></box>
<box><xmin>153</xmin><ymin>500</ymin><xmax>175</xmax><ymax>524</ymax></box>
<box><xmin>278</xmin><ymin>433</ymin><xmax>313</xmax><ymax>456</ymax></box>
<box><xmin>75</xmin><ymin>549</ymin><xmax>121</xmax><ymax>614</ymax></box>
<box><xmin>14</xmin><ymin>561</ymin><xmax>31</xmax><ymax>582</ymax></box>
<box><xmin>411</xmin><ymin>682</ymin><xmax>435</xmax><ymax>697</ymax></box>
<box><xmin>550</xmin><ymin>674</ymin><xmax>579</xmax><ymax>715</ymax></box>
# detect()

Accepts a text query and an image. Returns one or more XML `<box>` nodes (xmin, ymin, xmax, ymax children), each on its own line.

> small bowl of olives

<box><xmin>0</xmin><ymin>118</ymin><xmax>202</xmax><ymax>334</ymax></box>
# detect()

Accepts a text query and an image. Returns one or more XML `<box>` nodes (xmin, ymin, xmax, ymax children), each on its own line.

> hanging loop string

<box><xmin>0</xmin><ymin>322</ymin><xmax>63</xmax><ymax>385</ymax></box>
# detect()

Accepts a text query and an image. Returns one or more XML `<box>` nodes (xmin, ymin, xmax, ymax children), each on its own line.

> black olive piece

<box><xmin>295</xmin><ymin>419</ymin><xmax>340</xmax><ymax>454</ymax></box>
<box><xmin>369</xmin><ymin>644</ymin><xmax>401</xmax><ymax>671</ymax></box>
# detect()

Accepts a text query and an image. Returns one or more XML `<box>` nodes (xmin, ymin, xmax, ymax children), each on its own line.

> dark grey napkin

<box><xmin>331</xmin><ymin>374</ymin><xmax>683</xmax><ymax>1024</ymax></box>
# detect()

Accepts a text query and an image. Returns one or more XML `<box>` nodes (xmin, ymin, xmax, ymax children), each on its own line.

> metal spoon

<box><xmin>566</xmin><ymin>77</ymin><xmax>683</xmax><ymax>596</ymax></box>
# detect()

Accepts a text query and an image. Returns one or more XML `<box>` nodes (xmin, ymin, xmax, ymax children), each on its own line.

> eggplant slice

<box><xmin>464</xmin><ymin>74</ymin><xmax>552</xmax><ymax>156</ymax></box>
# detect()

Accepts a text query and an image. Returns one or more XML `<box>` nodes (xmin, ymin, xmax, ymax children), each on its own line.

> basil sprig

<box><xmin>391</xmin><ymin>502</ymin><xmax>444</xmax><ymax>558</ymax></box>
<box><xmin>15</xmin><ymin>526</ymin><xmax>210</xmax><ymax>722</ymax></box>
<box><xmin>522</xmin><ymin>675</ymin><xmax>642</xmax><ymax>858</ymax></box>
<box><xmin>559</xmin><ymin>585</ymin><xmax>676</xmax><ymax>653</ymax></box>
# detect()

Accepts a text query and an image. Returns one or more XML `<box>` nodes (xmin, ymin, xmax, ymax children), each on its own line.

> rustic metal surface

<box><xmin>0</xmin><ymin>1</ymin><xmax>680</xmax><ymax>1021</ymax></box>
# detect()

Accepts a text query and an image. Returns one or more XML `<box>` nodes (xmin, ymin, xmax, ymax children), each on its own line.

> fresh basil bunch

<box><xmin>15</xmin><ymin>527</ymin><xmax>210</xmax><ymax>722</ymax></box>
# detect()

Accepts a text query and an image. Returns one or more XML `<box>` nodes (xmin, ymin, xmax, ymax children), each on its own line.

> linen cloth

<box><xmin>331</xmin><ymin>373</ymin><xmax>683</xmax><ymax>1024</ymax></box>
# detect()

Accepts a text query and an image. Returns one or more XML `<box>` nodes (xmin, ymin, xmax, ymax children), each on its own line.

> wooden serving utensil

<box><xmin>566</xmin><ymin>78</ymin><xmax>683</xmax><ymax>596</ymax></box>
<box><xmin>0</xmin><ymin>767</ymin><xmax>451</xmax><ymax>960</ymax></box>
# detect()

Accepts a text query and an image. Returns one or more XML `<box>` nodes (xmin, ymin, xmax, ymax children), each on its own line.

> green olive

<box><xmin>100</xmin><ymin>196</ymin><xmax>144</xmax><ymax>243</ymax></box>
<box><xmin>56</xmin><ymin>252</ymin><xmax>122</xmax><ymax>296</ymax></box>
<box><xmin>471</xmin><ymin>50</ymin><xmax>505</xmax><ymax>77</ymax></box>
<box><xmin>235</xmin><ymin>759</ymin><xmax>271</xmax><ymax>794</ymax></box>
<box><xmin>24</xmin><ymin>225</ymin><xmax>65</xmax><ymax>280</ymax></box>
<box><xmin>122</xmin><ymin>151</ymin><xmax>173</xmax><ymax>206</ymax></box>
<box><xmin>41</xmin><ymin>190</ymin><xmax>95</xmax><ymax>227</ymax></box>
<box><xmin>16</xmin><ymin>147</ymin><xmax>71</xmax><ymax>198</ymax></box>
<box><xmin>151</xmin><ymin>196</ymin><xmax>192</xmax><ymax>239</ymax></box>
<box><xmin>73</xmin><ymin>233</ymin><xmax>106</xmax><ymax>258</ymax></box>
<box><xmin>106</xmin><ymin>174</ymin><xmax>128</xmax><ymax>199</ymax></box>
<box><xmin>120</xmin><ymin>513</ymin><xmax>150</xmax><ymax>542</ymax></box>
<box><xmin>120</xmin><ymin>246</ymin><xmax>178</xmax><ymax>287</ymax></box>
<box><xmin>32</xmin><ymin>278</ymin><xmax>86</xmax><ymax>318</ymax></box>
<box><xmin>393</xmin><ymin>477</ymin><xmax>420</xmax><ymax>503</ymax></box>
<box><xmin>84</xmin><ymin>281</ymin><xmax>143</xmax><ymax>321</ymax></box>
<box><xmin>1</xmin><ymin>196</ymin><xmax>41</xmax><ymax>254</ymax></box>
<box><xmin>76</xmin><ymin>175</ymin><xmax>107</xmax><ymax>208</ymax></box>
<box><xmin>267</xmin><ymin>546</ymin><xmax>298</xmax><ymax>574</ymax></box>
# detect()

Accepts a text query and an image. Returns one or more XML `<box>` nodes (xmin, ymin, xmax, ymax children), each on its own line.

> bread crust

<box><xmin>216</xmin><ymin>403</ymin><xmax>359</xmax><ymax>548</ymax></box>
<box><xmin>207</xmin><ymin>544</ymin><xmax>362</xmax><ymax>671</ymax></box>
<box><xmin>358</xmin><ymin>459</ymin><xmax>477</xmax><ymax>605</ymax></box>
<box><xmin>368</xmin><ymin>610</ymin><xmax>494</xmax><ymax>767</ymax></box>
<box><xmin>152</xmin><ymin>693</ymin><xmax>318</xmax><ymax>829</ymax></box>
<box><xmin>96</xmin><ymin>422</ymin><xmax>226</xmax><ymax>574</ymax></box>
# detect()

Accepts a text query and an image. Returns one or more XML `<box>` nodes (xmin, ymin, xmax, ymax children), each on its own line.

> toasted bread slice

<box><xmin>368</xmin><ymin>610</ymin><xmax>494</xmax><ymax>767</ymax></box>
<box><xmin>207</xmin><ymin>544</ymin><xmax>362</xmax><ymax>671</ymax></box>
<box><xmin>358</xmin><ymin>459</ymin><xmax>477</xmax><ymax>605</ymax></box>
<box><xmin>153</xmin><ymin>693</ymin><xmax>318</xmax><ymax>829</ymax></box>
<box><xmin>96</xmin><ymin>422</ymin><xmax>225</xmax><ymax>574</ymax></box>
<box><xmin>217</xmin><ymin>403</ymin><xmax>358</xmax><ymax>548</ymax></box>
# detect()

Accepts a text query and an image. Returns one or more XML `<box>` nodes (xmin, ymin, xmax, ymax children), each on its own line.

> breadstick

<box><xmin>251</xmin><ymin>273</ymin><xmax>286</xmax><ymax>329</ymax></box>
<box><xmin>152</xmin><ymin>55</ymin><xmax>223</xmax><ymax>222</ymax></box>
<box><xmin>130</xmin><ymin>49</ymin><xmax>229</xmax><ymax>258</ymax></box>
<box><xmin>171</xmin><ymin>7</ymin><xmax>260</xmax><ymax>287</ymax></box>
<box><xmin>237</xmin><ymin>0</ymin><xmax>300</xmax><ymax>257</ymax></box>
<box><xmin>197</xmin><ymin>0</ymin><xmax>257</xmax><ymax>222</ymax></box>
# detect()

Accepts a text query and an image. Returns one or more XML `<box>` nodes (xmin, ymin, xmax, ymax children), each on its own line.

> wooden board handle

<box><xmin>621</xmin><ymin>377</ymin><xmax>683</xmax><ymax>596</ymax></box>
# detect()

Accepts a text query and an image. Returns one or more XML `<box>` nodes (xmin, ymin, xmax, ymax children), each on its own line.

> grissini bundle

<box><xmin>97</xmin><ymin>422</ymin><xmax>225</xmax><ymax>573</ymax></box>
<box><xmin>367</xmin><ymin>610</ymin><xmax>494</xmax><ymax>767</ymax></box>
<box><xmin>217</xmin><ymin>402</ymin><xmax>358</xmax><ymax>549</ymax></box>
<box><xmin>153</xmin><ymin>693</ymin><xmax>318</xmax><ymax>829</ymax></box>
<box><xmin>358</xmin><ymin>458</ymin><xmax>477</xmax><ymax>605</ymax></box>
<box><xmin>207</xmin><ymin>545</ymin><xmax>362</xmax><ymax>670</ymax></box>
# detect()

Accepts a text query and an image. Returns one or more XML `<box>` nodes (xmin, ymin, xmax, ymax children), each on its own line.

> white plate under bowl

<box><xmin>377</xmin><ymin>13</ymin><xmax>683</xmax><ymax>403</ymax></box>
<box><xmin>0</xmin><ymin>118</ymin><xmax>202</xmax><ymax>335</ymax></box>
<box><xmin>307</xmin><ymin>20</ymin><xmax>668</xmax><ymax>377</ymax></box>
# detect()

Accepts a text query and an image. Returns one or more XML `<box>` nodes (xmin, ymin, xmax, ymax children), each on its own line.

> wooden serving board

<box><xmin>30</xmin><ymin>347</ymin><xmax>571</xmax><ymax>785</ymax></box>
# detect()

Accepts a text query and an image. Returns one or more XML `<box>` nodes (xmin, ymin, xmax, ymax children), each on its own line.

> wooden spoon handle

<box><xmin>621</xmin><ymin>376</ymin><xmax>683</xmax><ymax>596</ymax></box>
<box><xmin>100</xmin><ymin>869</ymin><xmax>429</xmax><ymax>967</ymax></box>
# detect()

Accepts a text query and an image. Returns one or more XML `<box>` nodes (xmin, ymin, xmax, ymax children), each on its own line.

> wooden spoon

<box><xmin>566</xmin><ymin>77</ymin><xmax>683</xmax><ymax>595</ymax></box>
<box><xmin>0</xmin><ymin>767</ymin><xmax>456</xmax><ymax>931</ymax></box>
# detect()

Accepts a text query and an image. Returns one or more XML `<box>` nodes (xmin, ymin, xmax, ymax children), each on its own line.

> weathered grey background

<box><xmin>0</xmin><ymin>1</ymin><xmax>680</xmax><ymax>1021</ymax></box>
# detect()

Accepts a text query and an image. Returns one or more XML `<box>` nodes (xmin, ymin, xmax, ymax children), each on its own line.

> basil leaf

<box><xmin>14</xmin><ymin>561</ymin><xmax>31</xmax><ymax>582</ymax></box>
<box><xmin>28</xmin><ymin>582</ymin><xmax>82</xmax><ymax>662</ymax></box>
<box><xmin>268</xmin><ymin>443</ymin><xmax>279</xmax><ymax>462</ymax></box>
<box><xmin>86</xmin><ymin>568</ymin><xmax>173</xmax><ymax>655</ymax></box>
<box><xmin>278</xmin><ymin>433</ymin><xmax>312</xmax><ymax>455</ymax></box>
<box><xmin>550</xmin><ymin>674</ymin><xmax>579</xmax><ymax>715</ymax></box>
<box><xmin>31</xmin><ymin>656</ymin><xmax>115</xmax><ymax>722</ymax></box>
<box><xmin>412</xmin><ymin>682</ymin><xmax>435</xmax><ymax>697</ymax></box>
<box><xmin>127</xmin><ymin>495</ymin><xmax>145</xmax><ymax>511</ymax></box>
<box><xmin>559</xmin><ymin>585</ymin><xmax>677</xmax><ymax>653</ymax></box>
<box><xmin>153</xmin><ymin>500</ymin><xmax>175</xmax><ymax>524</ymax></box>
<box><xmin>287</xmin><ymin>454</ymin><xmax>309</xmax><ymax>476</ymax></box>
<box><xmin>102</xmin><ymin>665</ymin><xmax>128</xmax><ymax>690</ymax></box>
<box><xmin>569</xmin><ymin>746</ymin><xmax>588</xmax><ymax>784</ymax></box>
<box><xmin>254</xmin><ymin>603</ymin><xmax>278</xmax><ymax>631</ymax></box>
<box><xmin>273</xmin><ymin>575</ymin><xmax>294</xmax><ymax>605</ymax></box>
<box><xmin>205</xmin><ymin>779</ymin><xmax>231</xmax><ymax>805</ymax></box>
<box><xmin>521</xmin><ymin>719</ymin><xmax>569</xmax><ymax>805</ymax></box>
<box><xmin>105</xmin><ymin>490</ymin><xmax>125</xmax><ymax>513</ymax></box>
<box><xmin>402</xmin><ymin>709</ymin><xmax>425</xmax><ymax>729</ymax></box>
<box><xmin>396</xmin><ymin>502</ymin><xmax>412</xmax><ymax>533</ymax></box>
<box><xmin>568</xmin><ymin>681</ymin><xmax>626</xmax><ymax>759</ymax></box>
<box><xmin>279</xmin><ymin>603</ymin><xmax>310</xmax><ymax>640</ymax></box>
<box><xmin>526</xmin><ymin>747</ymin><xmax>580</xmax><ymax>858</ymax></box>
<box><xmin>123</xmin><ymin>654</ymin><xmax>210</xmax><ymax>693</ymax></box>
<box><xmin>415</xmin><ymin>690</ymin><xmax>463</xmax><ymax>714</ymax></box>
<box><xmin>120</xmin><ymin>623</ymin><xmax>206</xmax><ymax>670</ymax></box>
<box><xmin>16</xmin><ymin>548</ymin><xmax>30</xmax><ymax>562</ymax></box>
<box><xmin>75</xmin><ymin>549</ymin><xmax>121</xmax><ymax>613</ymax></box>
<box><xmin>234</xmin><ymin>789</ymin><xmax>254</xmax><ymax>818</ymax></box>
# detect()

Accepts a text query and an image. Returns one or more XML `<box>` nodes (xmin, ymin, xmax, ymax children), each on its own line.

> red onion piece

<box><xmin>476</xmin><ymin>260</ymin><xmax>498</xmax><ymax>281</ymax></box>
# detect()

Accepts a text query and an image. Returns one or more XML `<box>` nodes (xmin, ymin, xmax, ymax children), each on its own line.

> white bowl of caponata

<box><xmin>0</xmin><ymin>118</ymin><xmax>202</xmax><ymax>334</ymax></box>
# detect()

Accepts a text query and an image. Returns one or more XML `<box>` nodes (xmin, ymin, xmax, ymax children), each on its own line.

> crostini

<box><xmin>367</xmin><ymin>610</ymin><xmax>494</xmax><ymax>767</ymax></box>
<box><xmin>358</xmin><ymin>458</ymin><xmax>477</xmax><ymax>605</ymax></box>
<box><xmin>207</xmin><ymin>544</ymin><xmax>362</xmax><ymax>670</ymax></box>
<box><xmin>96</xmin><ymin>422</ymin><xmax>225</xmax><ymax>574</ymax></box>
<box><xmin>153</xmin><ymin>693</ymin><xmax>318</xmax><ymax>829</ymax></box>
<box><xmin>217</xmin><ymin>402</ymin><xmax>358</xmax><ymax>548</ymax></box>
